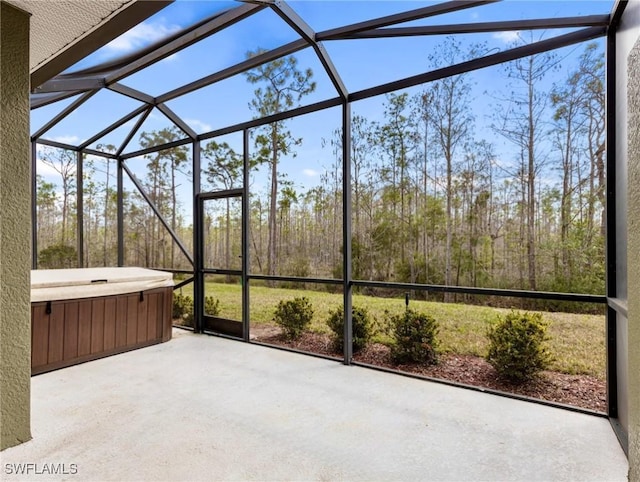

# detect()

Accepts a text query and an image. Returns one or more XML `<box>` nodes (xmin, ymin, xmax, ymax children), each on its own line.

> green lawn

<box><xmin>174</xmin><ymin>281</ymin><xmax>606</xmax><ymax>379</ymax></box>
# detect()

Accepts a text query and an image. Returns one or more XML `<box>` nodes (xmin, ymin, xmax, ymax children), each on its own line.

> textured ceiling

<box><xmin>4</xmin><ymin>0</ymin><xmax>172</xmax><ymax>89</ymax></box>
<box><xmin>6</xmin><ymin>0</ymin><xmax>134</xmax><ymax>71</ymax></box>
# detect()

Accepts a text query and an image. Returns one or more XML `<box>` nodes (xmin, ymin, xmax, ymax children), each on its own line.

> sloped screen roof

<box><xmin>30</xmin><ymin>0</ymin><xmax>615</xmax><ymax>154</ymax></box>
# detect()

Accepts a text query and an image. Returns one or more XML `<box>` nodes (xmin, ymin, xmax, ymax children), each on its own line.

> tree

<box><xmin>551</xmin><ymin>64</ymin><xmax>583</xmax><ymax>281</ymax></box>
<box><xmin>96</xmin><ymin>144</ymin><xmax>117</xmax><ymax>267</ymax></box>
<box><xmin>245</xmin><ymin>50</ymin><xmax>316</xmax><ymax>277</ymax></box>
<box><xmin>548</xmin><ymin>42</ymin><xmax>606</xmax><ymax>292</ymax></box>
<box><xmin>139</xmin><ymin>128</ymin><xmax>189</xmax><ymax>268</ymax></box>
<box><xmin>493</xmin><ymin>34</ymin><xmax>557</xmax><ymax>290</ymax></box>
<box><xmin>35</xmin><ymin>175</ymin><xmax>57</xmax><ymax>251</ymax></box>
<box><xmin>83</xmin><ymin>145</ymin><xmax>117</xmax><ymax>267</ymax></box>
<box><xmin>82</xmin><ymin>159</ymin><xmax>99</xmax><ymax>266</ymax></box>
<box><xmin>203</xmin><ymin>140</ymin><xmax>242</xmax><ymax>278</ymax></box>
<box><xmin>325</xmin><ymin>115</ymin><xmax>376</xmax><ymax>280</ymax></box>
<box><xmin>412</xmin><ymin>89</ymin><xmax>435</xmax><ymax>278</ymax></box>
<box><xmin>425</xmin><ymin>37</ymin><xmax>478</xmax><ymax>298</ymax></box>
<box><xmin>378</xmin><ymin>93</ymin><xmax>418</xmax><ymax>266</ymax></box>
<box><xmin>40</xmin><ymin>147</ymin><xmax>76</xmax><ymax>246</ymax></box>
<box><xmin>577</xmin><ymin>43</ymin><xmax>606</xmax><ymax>241</ymax></box>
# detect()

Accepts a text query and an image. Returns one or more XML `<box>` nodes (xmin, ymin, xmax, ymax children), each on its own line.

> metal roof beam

<box><xmin>82</xmin><ymin>147</ymin><xmax>119</xmax><ymax>159</ymax></box>
<box><xmin>30</xmin><ymin>90</ymin><xmax>85</xmax><ymax>109</ymax></box>
<box><xmin>349</xmin><ymin>26</ymin><xmax>606</xmax><ymax>102</ymax></box>
<box><xmin>34</xmin><ymin>138</ymin><xmax>79</xmax><ymax>152</ymax></box>
<box><xmin>105</xmin><ymin>3</ymin><xmax>265</xmax><ymax>85</ymax></box>
<box><xmin>121</xmin><ymin>136</ymin><xmax>192</xmax><ymax>160</ymax></box>
<box><xmin>330</xmin><ymin>15</ymin><xmax>611</xmax><ymax>39</ymax></box>
<box><xmin>31</xmin><ymin>90</ymin><xmax>97</xmax><ymax>141</ymax></box>
<box><xmin>259</xmin><ymin>0</ymin><xmax>316</xmax><ymax>40</ymax></box>
<box><xmin>117</xmin><ymin>107</ymin><xmax>153</xmax><ymax>157</ymax></box>
<box><xmin>319</xmin><ymin>0</ymin><xmax>500</xmax><ymax>40</ymax></box>
<box><xmin>157</xmin><ymin>103</ymin><xmax>198</xmax><ymax>139</ymax></box>
<box><xmin>199</xmin><ymin>97</ymin><xmax>342</xmax><ymax>141</ymax></box>
<box><xmin>78</xmin><ymin>104</ymin><xmax>149</xmax><ymax>150</ymax></box>
<box><xmin>156</xmin><ymin>39</ymin><xmax>308</xmax><ymax>104</ymax></box>
<box><xmin>267</xmin><ymin>0</ymin><xmax>348</xmax><ymax>99</ymax></box>
<box><xmin>33</xmin><ymin>76</ymin><xmax>105</xmax><ymax>94</ymax></box>
<box><xmin>35</xmin><ymin>141</ymin><xmax>116</xmax><ymax>159</ymax></box>
<box><xmin>108</xmin><ymin>83</ymin><xmax>155</xmax><ymax>105</ymax></box>
<box><xmin>313</xmin><ymin>42</ymin><xmax>349</xmax><ymax>99</ymax></box>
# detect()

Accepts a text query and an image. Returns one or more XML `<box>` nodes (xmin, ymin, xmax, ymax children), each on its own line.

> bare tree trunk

<box><xmin>527</xmin><ymin>64</ymin><xmax>537</xmax><ymax>291</ymax></box>
<box><xmin>445</xmin><ymin>140</ymin><xmax>453</xmax><ymax>298</ymax></box>
<box><xmin>560</xmin><ymin>118</ymin><xmax>573</xmax><ymax>279</ymax></box>
<box><xmin>225</xmin><ymin>197</ymin><xmax>231</xmax><ymax>282</ymax></box>
<box><xmin>267</xmin><ymin>124</ymin><xmax>278</xmax><ymax>279</ymax></box>
<box><xmin>171</xmin><ymin>162</ymin><xmax>176</xmax><ymax>269</ymax></box>
<box><xmin>103</xmin><ymin>160</ymin><xmax>110</xmax><ymax>267</ymax></box>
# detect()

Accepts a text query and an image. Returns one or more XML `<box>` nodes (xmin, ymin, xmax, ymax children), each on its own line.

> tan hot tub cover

<box><xmin>31</xmin><ymin>267</ymin><xmax>174</xmax><ymax>302</ymax></box>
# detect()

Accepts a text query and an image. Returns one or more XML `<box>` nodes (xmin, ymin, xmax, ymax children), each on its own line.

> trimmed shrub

<box><xmin>173</xmin><ymin>294</ymin><xmax>220</xmax><ymax>328</ymax></box>
<box><xmin>273</xmin><ymin>297</ymin><xmax>314</xmax><ymax>340</ymax></box>
<box><xmin>486</xmin><ymin>311</ymin><xmax>553</xmax><ymax>384</ymax></box>
<box><xmin>204</xmin><ymin>296</ymin><xmax>221</xmax><ymax>316</ymax></box>
<box><xmin>173</xmin><ymin>293</ymin><xmax>194</xmax><ymax>326</ymax></box>
<box><xmin>326</xmin><ymin>305</ymin><xmax>373</xmax><ymax>353</ymax></box>
<box><xmin>390</xmin><ymin>309</ymin><xmax>439</xmax><ymax>365</ymax></box>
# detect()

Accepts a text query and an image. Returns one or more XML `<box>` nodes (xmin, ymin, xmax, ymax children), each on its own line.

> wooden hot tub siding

<box><xmin>31</xmin><ymin>287</ymin><xmax>172</xmax><ymax>375</ymax></box>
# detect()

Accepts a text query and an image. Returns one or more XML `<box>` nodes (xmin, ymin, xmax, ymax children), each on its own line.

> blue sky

<box><xmin>32</xmin><ymin>0</ymin><xmax>613</xmax><ymax>219</ymax></box>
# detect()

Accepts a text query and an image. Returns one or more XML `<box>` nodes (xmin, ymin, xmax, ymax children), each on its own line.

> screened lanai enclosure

<box><xmin>30</xmin><ymin>0</ymin><xmax>630</xmax><ymax>451</ymax></box>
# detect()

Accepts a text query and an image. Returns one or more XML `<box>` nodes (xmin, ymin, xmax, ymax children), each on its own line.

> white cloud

<box><xmin>303</xmin><ymin>168</ymin><xmax>319</xmax><ymax>177</ymax></box>
<box><xmin>185</xmin><ymin>118</ymin><xmax>212</xmax><ymax>133</ymax></box>
<box><xmin>51</xmin><ymin>135</ymin><xmax>80</xmax><ymax>145</ymax></box>
<box><xmin>493</xmin><ymin>31</ymin><xmax>521</xmax><ymax>44</ymax></box>
<box><xmin>35</xmin><ymin>158</ymin><xmax>61</xmax><ymax>178</ymax></box>
<box><xmin>161</xmin><ymin>53</ymin><xmax>179</xmax><ymax>63</ymax></box>
<box><xmin>104</xmin><ymin>20</ymin><xmax>181</xmax><ymax>54</ymax></box>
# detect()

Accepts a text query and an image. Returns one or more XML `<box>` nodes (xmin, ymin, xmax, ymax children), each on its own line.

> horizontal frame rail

<box><xmin>318</xmin><ymin>0</ymin><xmax>499</xmax><ymax>39</ymax></box>
<box><xmin>331</xmin><ymin>15</ymin><xmax>610</xmax><ymax>39</ymax></box>
<box><xmin>198</xmin><ymin>188</ymin><xmax>244</xmax><ymax>200</ymax></box>
<box><xmin>174</xmin><ymin>277</ymin><xmax>195</xmax><ymax>290</ymax></box>
<box><xmin>249</xmin><ymin>275</ymin><xmax>343</xmax><ymax>285</ymax></box>
<box><xmin>351</xmin><ymin>280</ymin><xmax>607</xmax><ymax>304</ymax></box>
<box><xmin>203</xmin><ymin>269</ymin><xmax>242</xmax><ymax>276</ymax></box>
<box><xmin>121</xmin><ymin>136</ymin><xmax>193</xmax><ymax>159</ymax></box>
<box><xmin>349</xmin><ymin>26</ymin><xmax>607</xmax><ymax>102</ymax></box>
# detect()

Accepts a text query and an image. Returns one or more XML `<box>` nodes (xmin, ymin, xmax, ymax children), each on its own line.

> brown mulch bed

<box><xmin>251</xmin><ymin>328</ymin><xmax>606</xmax><ymax>413</ymax></box>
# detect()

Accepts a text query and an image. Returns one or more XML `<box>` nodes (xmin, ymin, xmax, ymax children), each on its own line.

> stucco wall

<box><xmin>623</xmin><ymin>1</ymin><xmax>640</xmax><ymax>476</ymax></box>
<box><xmin>629</xmin><ymin>35</ymin><xmax>640</xmax><ymax>482</ymax></box>
<box><xmin>0</xmin><ymin>2</ymin><xmax>32</xmax><ymax>450</ymax></box>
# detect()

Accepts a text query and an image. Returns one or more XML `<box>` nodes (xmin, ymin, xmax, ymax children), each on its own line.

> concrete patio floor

<box><xmin>2</xmin><ymin>329</ymin><xmax>628</xmax><ymax>481</ymax></box>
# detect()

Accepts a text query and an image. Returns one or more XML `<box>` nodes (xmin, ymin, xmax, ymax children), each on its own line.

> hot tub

<box><xmin>31</xmin><ymin>267</ymin><xmax>174</xmax><ymax>375</ymax></box>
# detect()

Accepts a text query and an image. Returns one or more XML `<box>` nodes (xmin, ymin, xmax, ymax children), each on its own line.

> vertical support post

<box><xmin>605</xmin><ymin>26</ymin><xmax>618</xmax><ymax>419</ymax></box>
<box><xmin>608</xmin><ymin>306</ymin><xmax>619</xmax><ymax>418</ymax></box>
<box><xmin>117</xmin><ymin>157</ymin><xmax>124</xmax><ymax>266</ymax></box>
<box><xmin>193</xmin><ymin>140</ymin><xmax>203</xmax><ymax>333</ymax></box>
<box><xmin>31</xmin><ymin>141</ymin><xmax>38</xmax><ymax>269</ymax></box>
<box><xmin>242</xmin><ymin>129</ymin><xmax>251</xmax><ymax>342</ymax></box>
<box><xmin>76</xmin><ymin>149</ymin><xmax>84</xmax><ymax>268</ymax></box>
<box><xmin>342</xmin><ymin>101</ymin><xmax>353</xmax><ymax>365</ymax></box>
